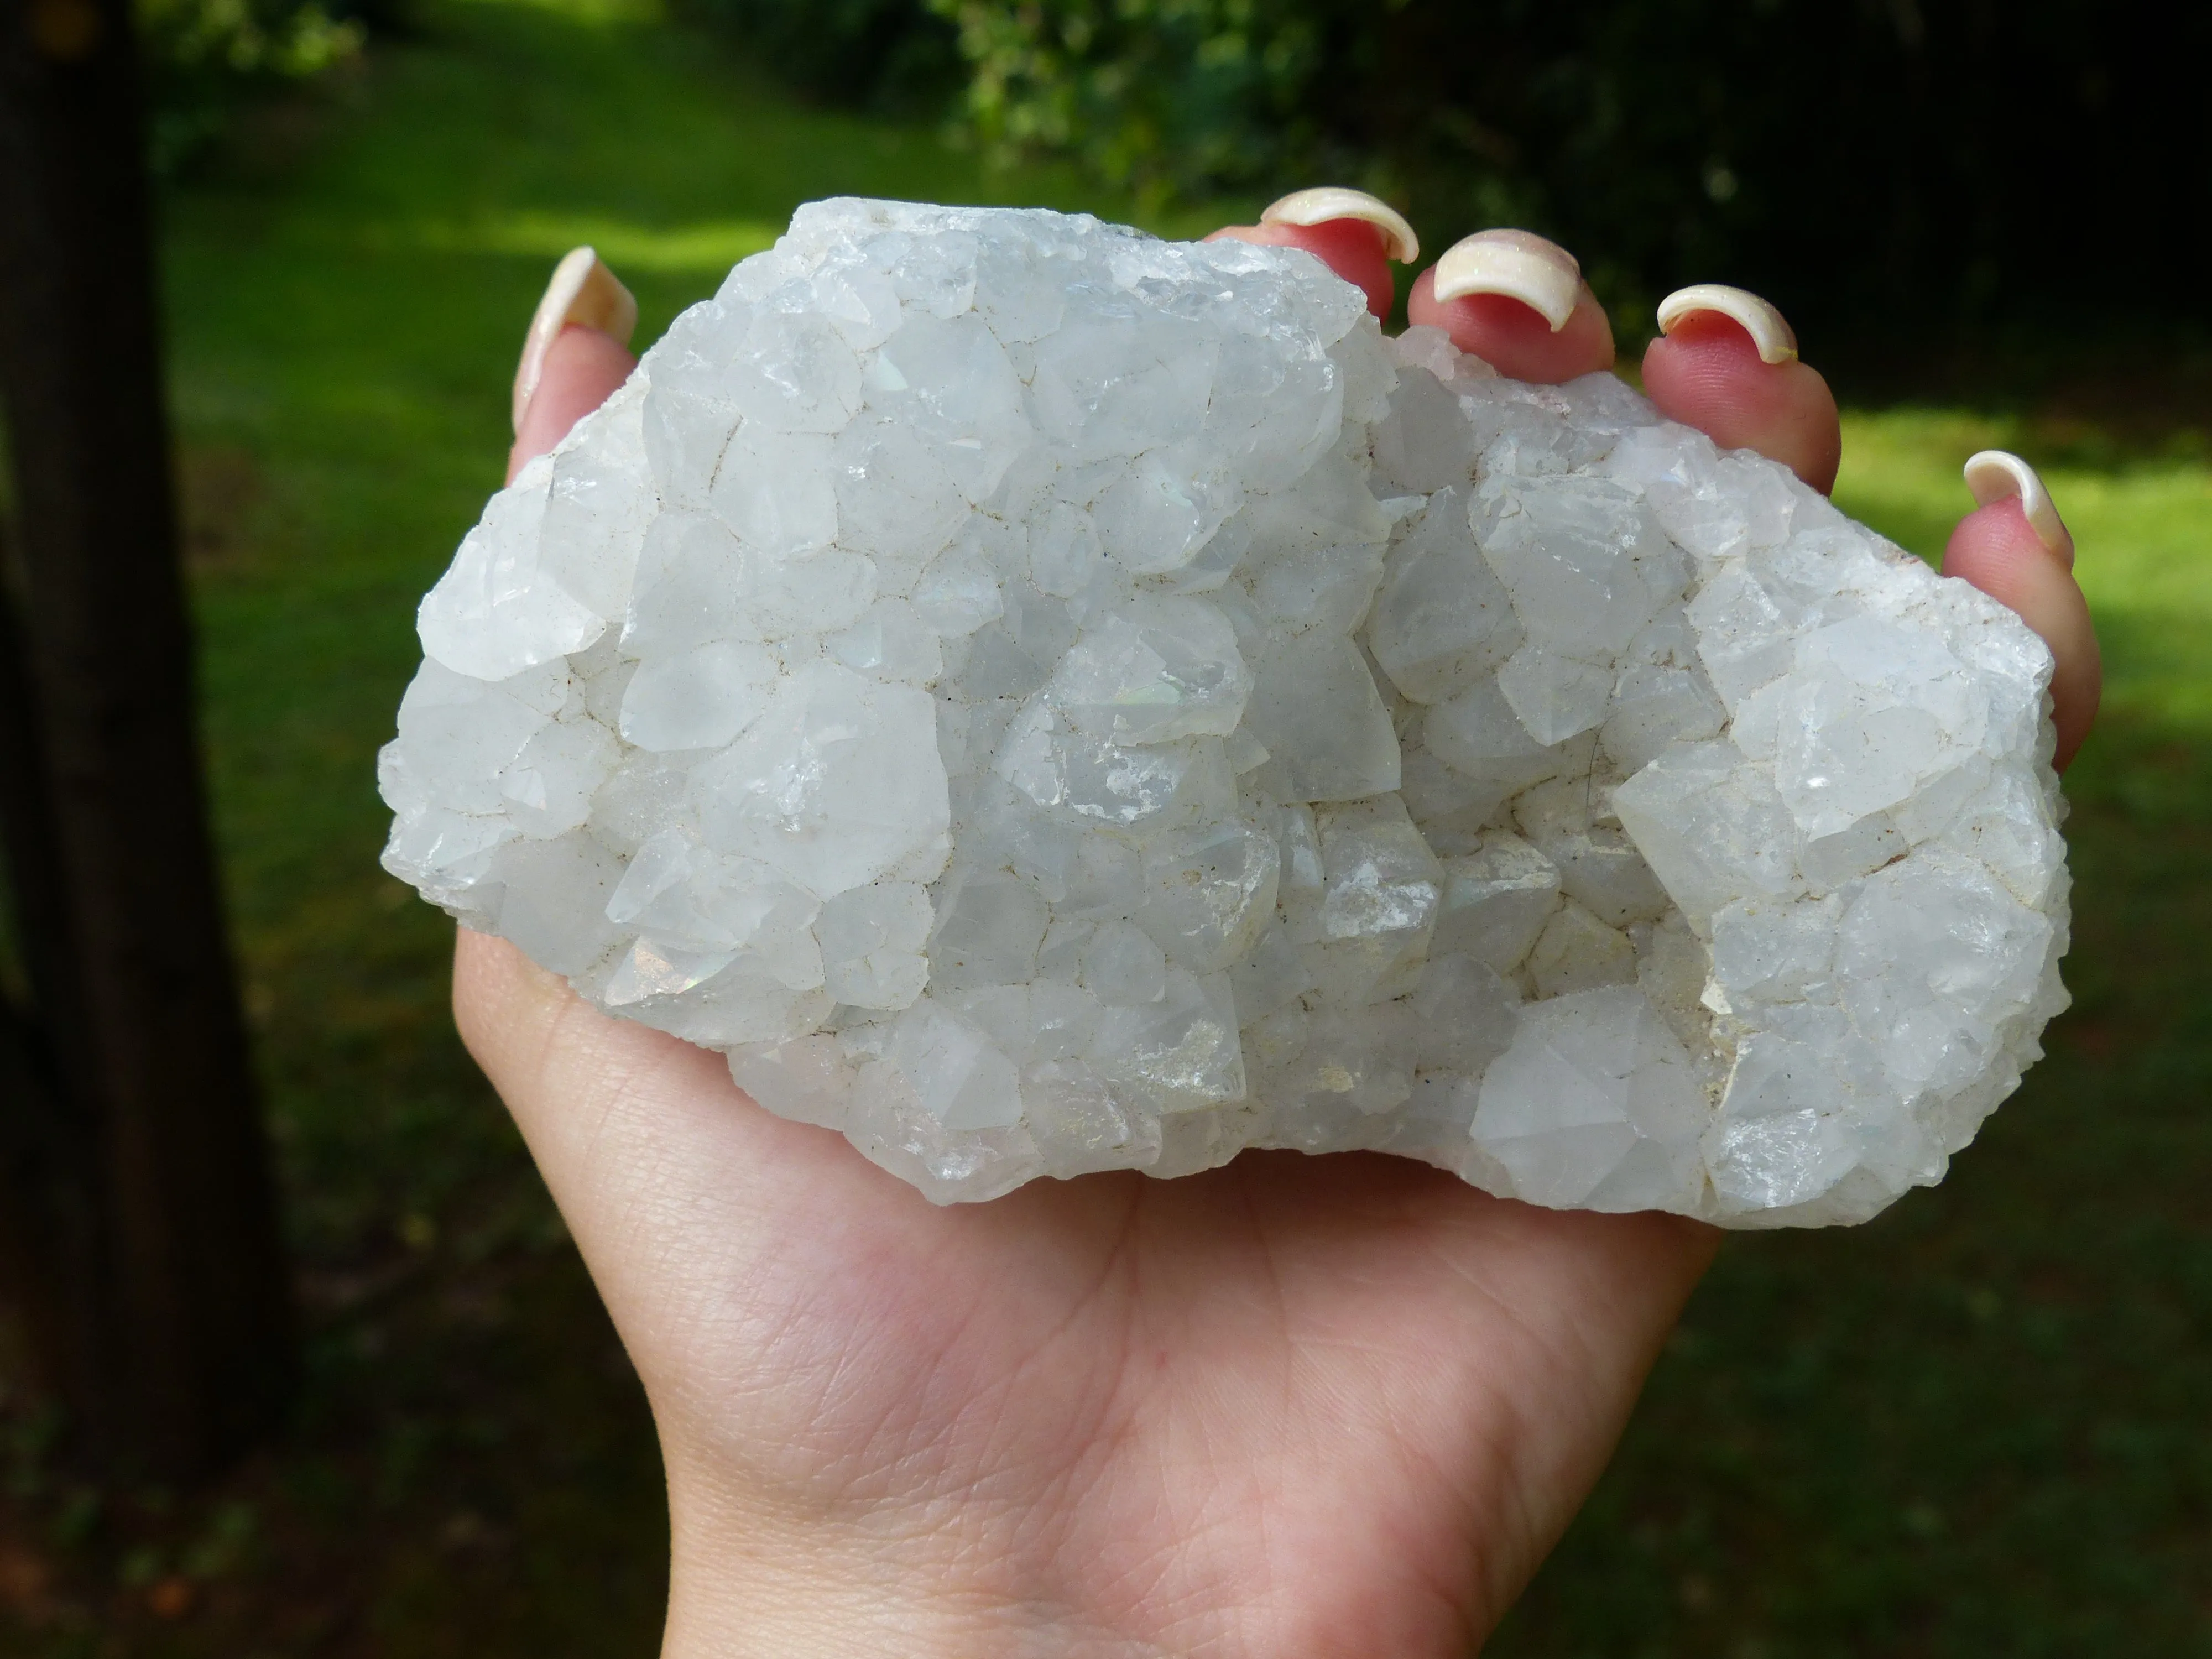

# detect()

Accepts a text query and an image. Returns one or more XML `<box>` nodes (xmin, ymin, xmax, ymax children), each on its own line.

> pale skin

<box><xmin>468</xmin><ymin>217</ymin><xmax>2101</xmax><ymax>1657</ymax></box>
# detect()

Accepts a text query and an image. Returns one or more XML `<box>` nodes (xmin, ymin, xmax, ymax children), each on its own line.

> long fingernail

<box><xmin>1656</xmin><ymin>283</ymin><xmax>1799</xmax><ymax>364</ymax></box>
<box><xmin>1260</xmin><ymin>186</ymin><xmax>1420</xmax><ymax>263</ymax></box>
<box><xmin>1965</xmin><ymin>450</ymin><xmax>2075</xmax><ymax>567</ymax></box>
<box><xmin>1431</xmin><ymin>229</ymin><xmax>1580</xmax><ymax>331</ymax></box>
<box><xmin>513</xmin><ymin>247</ymin><xmax>638</xmax><ymax>435</ymax></box>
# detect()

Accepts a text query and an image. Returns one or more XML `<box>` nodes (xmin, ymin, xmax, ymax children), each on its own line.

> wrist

<box><xmin>660</xmin><ymin>1473</ymin><xmax>1160</xmax><ymax>1659</ymax></box>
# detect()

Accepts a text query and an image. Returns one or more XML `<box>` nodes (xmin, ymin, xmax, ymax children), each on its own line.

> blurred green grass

<box><xmin>3</xmin><ymin>0</ymin><xmax>2207</xmax><ymax>1647</ymax></box>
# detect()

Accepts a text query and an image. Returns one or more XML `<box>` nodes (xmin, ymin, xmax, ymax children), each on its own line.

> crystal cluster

<box><xmin>380</xmin><ymin>199</ymin><xmax>2070</xmax><ymax>1227</ymax></box>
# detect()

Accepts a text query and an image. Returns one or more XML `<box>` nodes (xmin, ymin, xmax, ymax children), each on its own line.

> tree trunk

<box><xmin>0</xmin><ymin>0</ymin><xmax>294</xmax><ymax>1478</ymax></box>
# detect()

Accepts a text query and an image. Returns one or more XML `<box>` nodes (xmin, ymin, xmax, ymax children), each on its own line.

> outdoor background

<box><xmin>3</xmin><ymin>0</ymin><xmax>2209</xmax><ymax>1651</ymax></box>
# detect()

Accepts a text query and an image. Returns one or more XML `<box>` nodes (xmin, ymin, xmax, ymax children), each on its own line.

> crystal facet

<box><xmin>381</xmin><ymin>200</ymin><xmax>2070</xmax><ymax>1225</ymax></box>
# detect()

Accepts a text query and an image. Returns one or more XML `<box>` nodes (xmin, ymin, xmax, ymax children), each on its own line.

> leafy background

<box><xmin>690</xmin><ymin>0</ymin><xmax>2212</xmax><ymax>347</ymax></box>
<box><xmin>2</xmin><ymin>0</ymin><xmax>2207</xmax><ymax>1651</ymax></box>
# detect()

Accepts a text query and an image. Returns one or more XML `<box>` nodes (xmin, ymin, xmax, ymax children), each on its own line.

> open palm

<box><xmin>463</xmin><ymin>926</ymin><xmax>1710</xmax><ymax>1653</ymax></box>
<box><xmin>461</xmin><ymin>200</ymin><xmax>2097</xmax><ymax>1656</ymax></box>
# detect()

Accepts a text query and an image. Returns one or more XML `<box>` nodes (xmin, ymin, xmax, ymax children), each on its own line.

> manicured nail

<box><xmin>1431</xmin><ymin>229</ymin><xmax>1582</xmax><ymax>331</ymax></box>
<box><xmin>1964</xmin><ymin>450</ymin><xmax>2074</xmax><ymax>567</ymax></box>
<box><xmin>1655</xmin><ymin>283</ymin><xmax>1799</xmax><ymax>364</ymax></box>
<box><xmin>513</xmin><ymin>247</ymin><xmax>638</xmax><ymax>435</ymax></box>
<box><xmin>1260</xmin><ymin>187</ymin><xmax>1420</xmax><ymax>263</ymax></box>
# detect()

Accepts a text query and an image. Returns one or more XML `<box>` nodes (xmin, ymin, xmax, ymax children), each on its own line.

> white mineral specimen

<box><xmin>380</xmin><ymin>199</ymin><xmax>2070</xmax><ymax>1226</ymax></box>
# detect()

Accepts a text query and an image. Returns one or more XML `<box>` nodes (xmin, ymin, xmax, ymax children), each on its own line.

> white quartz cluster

<box><xmin>380</xmin><ymin>199</ymin><xmax>2070</xmax><ymax>1227</ymax></box>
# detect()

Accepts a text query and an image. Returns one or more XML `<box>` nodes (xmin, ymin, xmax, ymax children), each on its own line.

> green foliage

<box><xmin>928</xmin><ymin>0</ymin><xmax>1361</xmax><ymax>203</ymax></box>
<box><xmin>672</xmin><ymin>0</ymin><xmax>958</xmax><ymax>109</ymax></box>
<box><xmin>916</xmin><ymin>0</ymin><xmax>2210</xmax><ymax>342</ymax></box>
<box><xmin>138</xmin><ymin>0</ymin><xmax>364</xmax><ymax>173</ymax></box>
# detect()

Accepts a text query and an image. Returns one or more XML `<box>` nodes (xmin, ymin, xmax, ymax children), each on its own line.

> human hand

<box><xmin>465</xmin><ymin>203</ymin><xmax>2101</xmax><ymax>1657</ymax></box>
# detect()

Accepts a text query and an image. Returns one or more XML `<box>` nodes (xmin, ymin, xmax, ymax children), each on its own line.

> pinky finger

<box><xmin>1944</xmin><ymin>452</ymin><xmax>2099</xmax><ymax>769</ymax></box>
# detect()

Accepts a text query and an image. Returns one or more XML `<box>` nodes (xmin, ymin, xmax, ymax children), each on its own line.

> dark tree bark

<box><xmin>0</xmin><ymin>573</ymin><xmax>86</xmax><ymax>1410</ymax></box>
<box><xmin>0</xmin><ymin>0</ymin><xmax>293</xmax><ymax>1477</ymax></box>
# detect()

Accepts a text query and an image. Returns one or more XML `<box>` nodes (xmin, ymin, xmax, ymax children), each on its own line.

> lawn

<box><xmin>1</xmin><ymin>0</ymin><xmax>2207</xmax><ymax>1649</ymax></box>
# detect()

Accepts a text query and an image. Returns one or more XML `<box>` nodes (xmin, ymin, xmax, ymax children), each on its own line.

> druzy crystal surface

<box><xmin>379</xmin><ymin>199</ymin><xmax>2070</xmax><ymax>1227</ymax></box>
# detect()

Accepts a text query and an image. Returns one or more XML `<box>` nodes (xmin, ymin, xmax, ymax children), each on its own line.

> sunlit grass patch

<box><xmin>397</xmin><ymin>210</ymin><xmax>783</xmax><ymax>273</ymax></box>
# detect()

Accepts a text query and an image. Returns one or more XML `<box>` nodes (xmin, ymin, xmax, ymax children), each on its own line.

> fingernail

<box><xmin>1260</xmin><ymin>187</ymin><xmax>1420</xmax><ymax>263</ymax></box>
<box><xmin>513</xmin><ymin>247</ymin><xmax>638</xmax><ymax>435</ymax></box>
<box><xmin>1964</xmin><ymin>450</ymin><xmax>2075</xmax><ymax>567</ymax></box>
<box><xmin>1655</xmin><ymin>283</ymin><xmax>1799</xmax><ymax>364</ymax></box>
<box><xmin>1431</xmin><ymin>229</ymin><xmax>1581</xmax><ymax>331</ymax></box>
